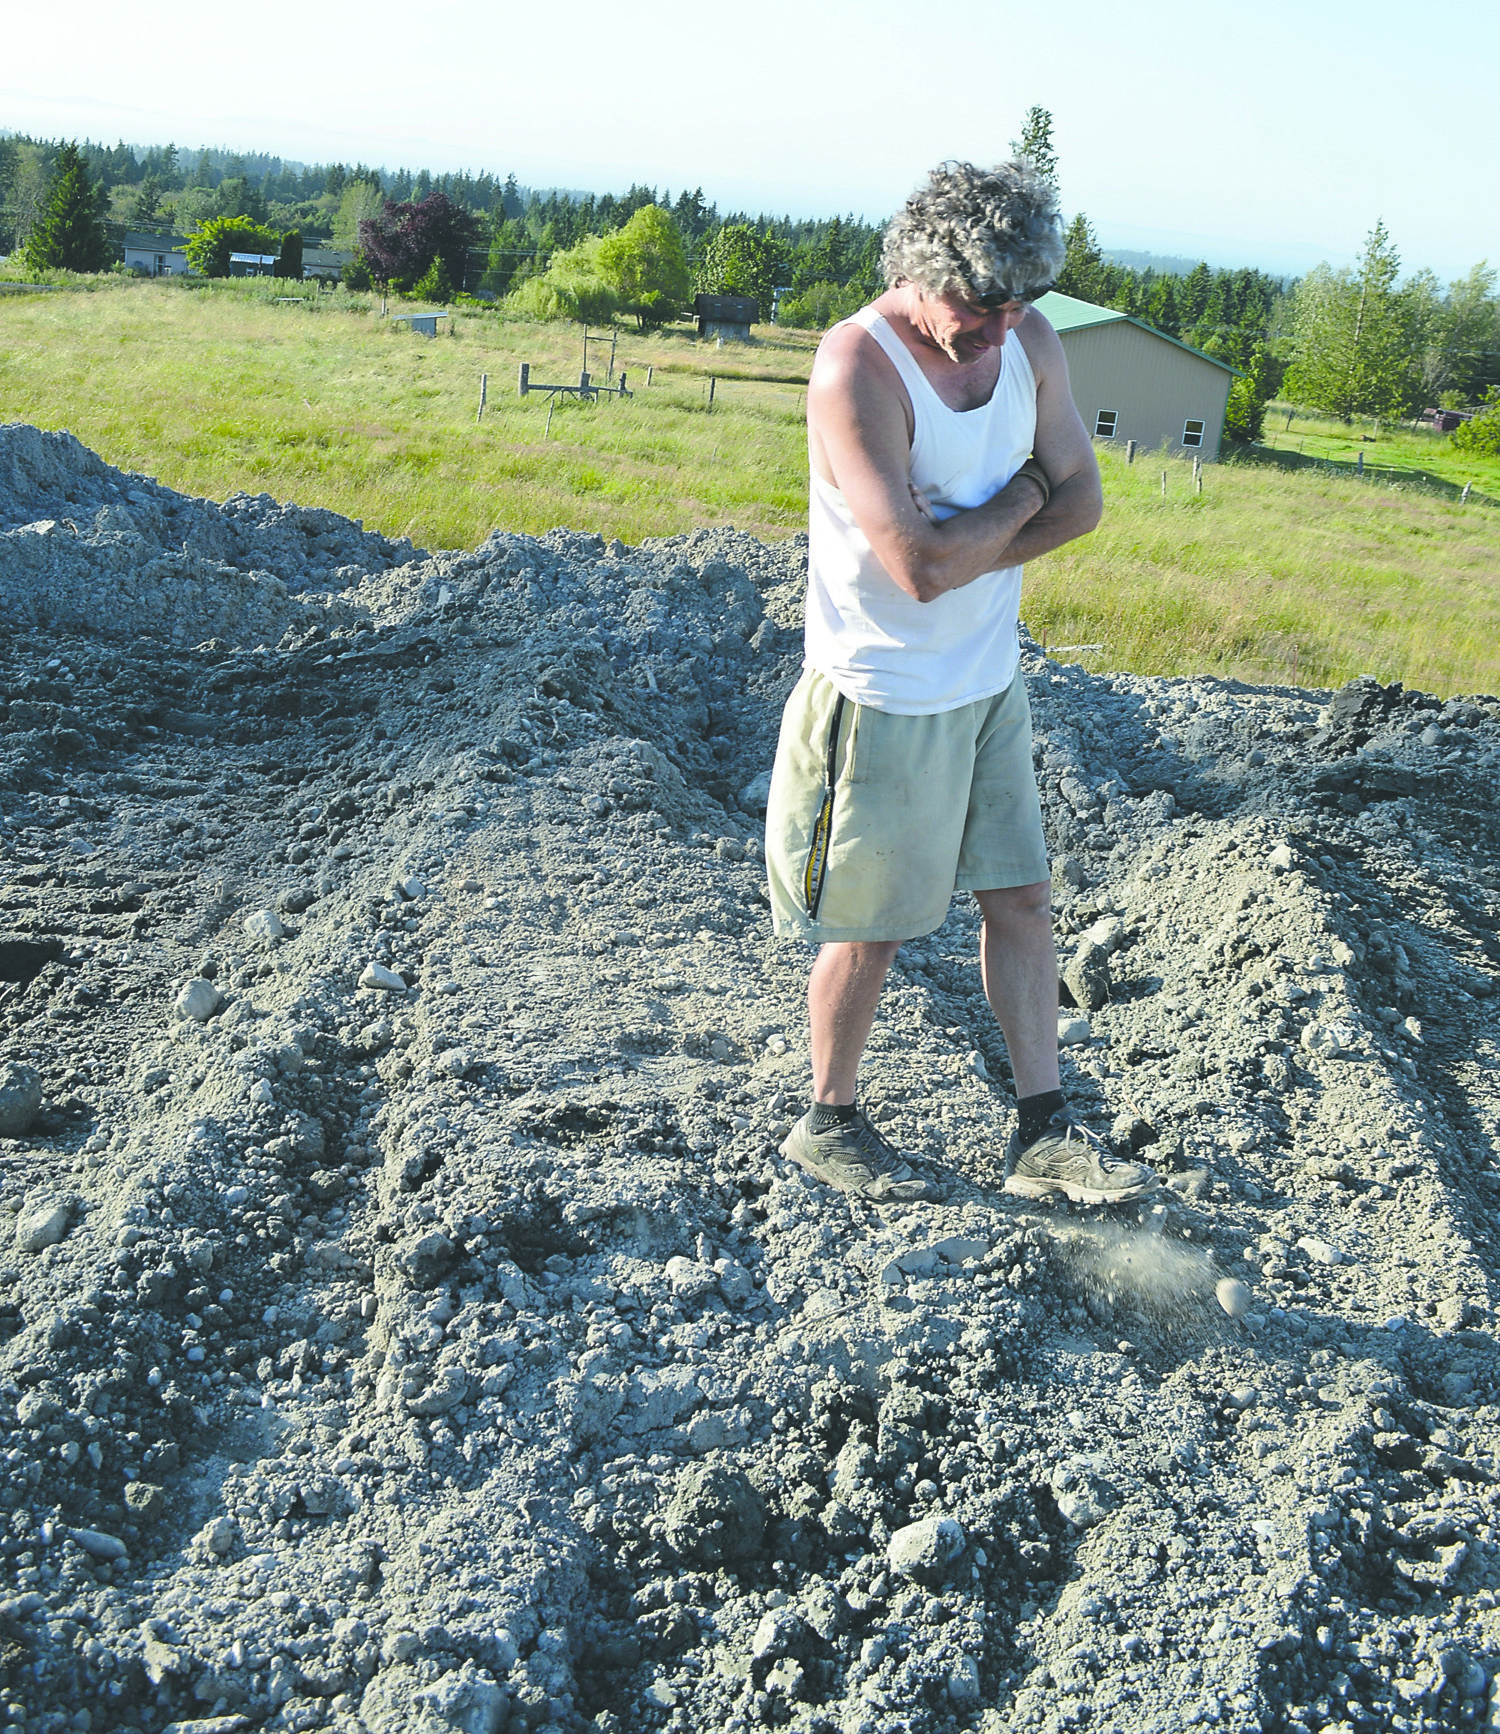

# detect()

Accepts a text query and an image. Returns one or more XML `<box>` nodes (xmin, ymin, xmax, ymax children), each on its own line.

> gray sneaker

<box><xmin>781</xmin><ymin>1108</ymin><xmax>932</xmax><ymax>1201</ymax></box>
<box><xmin>1002</xmin><ymin>1108</ymin><xmax>1159</xmax><ymax>1205</ymax></box>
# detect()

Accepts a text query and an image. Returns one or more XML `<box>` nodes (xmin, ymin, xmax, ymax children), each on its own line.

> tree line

<box><xmin>4</xmin><ymin>122</ymin><xmax>1497</xmax><ymax>454</ymax></box>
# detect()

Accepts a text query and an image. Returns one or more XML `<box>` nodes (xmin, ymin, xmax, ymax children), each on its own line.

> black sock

<box><xmin>810</xmin><ymin>1102</ymin><xmax>858</xmax><ymax>1132</ymax></box>
<box><xmin>1017</xmin><ymin>1089</ymin><xmax>1066</xmax><ymax>1146</ymax></box>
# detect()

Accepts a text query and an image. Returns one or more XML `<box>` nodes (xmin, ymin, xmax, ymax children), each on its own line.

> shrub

<box><xmin>776</xmin><ymin>279</ymin><xmax>866</xmax><ymax>331</ymax></box>
<box><xmin>413</xmin><ymin>256</ymin><xmax>454</xmax><ymax>304</ymax></box>
<box><xmin>1451</xmin><ymin>388</ymin><xmax>1500</xmax><ymax>456</ymax></box>
<box><xmin>343</xmin><ymin>253</ymin><xmax>374</xmax><ymax>292</ymax></box>
<box><xmin>504</xmin><ymin>237</ymin><xmax>619</xmax><ymax>325</ymax></box>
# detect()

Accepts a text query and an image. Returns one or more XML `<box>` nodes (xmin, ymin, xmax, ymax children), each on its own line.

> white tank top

<box><xmin>805</xmin><ymin>305</ymin><xmax>1037</xmax><ymax>714</ymax></box>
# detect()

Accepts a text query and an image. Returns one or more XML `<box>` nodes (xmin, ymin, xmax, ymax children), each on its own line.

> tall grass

<box><xmin>2</xmin><ymin>278</ymin><xmax>1497</xmax><ymax>695</ymax></box>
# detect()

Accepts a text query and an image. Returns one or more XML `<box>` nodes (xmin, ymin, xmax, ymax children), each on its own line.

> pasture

<box><xmin>2</xmin><ymin>277</ymin><xmax>1497</xmax><ymax>695</ymax></box>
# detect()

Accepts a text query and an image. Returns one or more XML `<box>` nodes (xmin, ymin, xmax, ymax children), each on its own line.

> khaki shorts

<box><xmin>766</xmin><ymin>667</ymin><xmax>1050</xmax><ymax>942</ymax></box>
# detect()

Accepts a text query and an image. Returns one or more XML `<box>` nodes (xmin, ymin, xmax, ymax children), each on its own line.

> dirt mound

<box><xmin>2</xmin><ymin>421</ymin><xmax>1500</xmax><ymax>1734</ymax></box>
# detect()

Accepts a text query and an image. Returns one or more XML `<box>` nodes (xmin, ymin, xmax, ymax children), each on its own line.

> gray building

<box><xmin>1034</xmin><ymin>290</ymin><xmax>1237</xmax><ymax>461</ymax></box>
<box><xmin>122</xmin><ymin>231</ymin><xmax>190</xmax><ymax>276</ymax></box>
<box><xmin>694</xmin><ymin>293</ymin><xmax>758</xmax><ymax>341</ymax></box>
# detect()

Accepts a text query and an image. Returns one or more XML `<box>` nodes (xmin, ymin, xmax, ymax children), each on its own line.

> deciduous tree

<box><xmin>358</xmin><ymin>192</ymin><xmax>477</xmax><ymax>293</ymax></box>
<box><xmin>596</xmin><ymin>205</ymin><xmax>689</xmax><ymax>329</ymax></box>
<box><xmin>1284</xmin><ymin>221</ymin><xmax>1417</xmax><ymax>422</ymax></box>
<box><xmin>184</xmin><ymin>216</ymin><xmax>281</xmax><ymax>278</ymax></box>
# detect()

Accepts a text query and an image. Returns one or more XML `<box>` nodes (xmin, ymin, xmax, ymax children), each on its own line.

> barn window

<box><xmin>1182</xmin><ymin>419</ymin><xmax>1205</xmax><ymax>448</ymax></box>
<box><xmin>1094</xmin><ymin>409</ymin><xmax>1118</xmax><ymax>438</ymax></box>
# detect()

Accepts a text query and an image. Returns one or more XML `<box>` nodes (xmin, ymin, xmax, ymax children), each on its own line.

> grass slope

<box><xmin>2</xmin><ymin>279</ymin><xmax>1497</xmax><ymax>695</ymax></box>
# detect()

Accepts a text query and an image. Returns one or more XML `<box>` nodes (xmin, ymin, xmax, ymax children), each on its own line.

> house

<box><xmin>694</xmin><ymin>293</ymin><xmax>758</xmax><ymax>341</ymax></box>
<box><xmin>229</xmin><ymin>253</ymin><xmax>277</xmax><ymax>278</ymax></box>
<box><xmin>301</xmin><ymin>247</ymin><xmax>355</xmax><ymax>283</ymax></box>
<box><xmin>1033</xmin><ymin>290</ymin><xmax>1237</xmax><ymax>461</ymax></box>
<box><xmin>122</xmin><ymin>231</ymin><xmax>190</xmax><ymax>276</ymax></box>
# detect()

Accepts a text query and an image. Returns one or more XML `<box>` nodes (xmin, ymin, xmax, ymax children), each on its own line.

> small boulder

<box><xmin>886</xmin><ymin>1513</ymin><xmax>965</xmax><ymax>1581</ymax></box>
<box><xmin>0</xmin><ymin>1063</ymin><xmax>42</xmax><ymax>1138</ymax></box>
<box><xmin>15</xmin><ymin>1194</ymin><xmax>71</xmax><ymax>1254</ymax></box>
<box><xmin>173</xmin><ymin>978</ymin><xmax>223</xmax><ymax>1022</ymax></box>
<box><xmin>664</xmin><ymin>1464</ymin><xmax>765</xmax><ymax>1566</ymax></box>
<box><xmin>1064</xmin><ymin>942</ymin><xmax>1111</xmax><ymax>1015</ymax></box>
<box><xmin>360</xmin><ymin>961</ymin><xmax>407</xmax><ymax>993</ymax></box>
<box><xmin>242</xmin><ymin>909</ymin><xmax>285</xmax><ymax>945</ymax></box>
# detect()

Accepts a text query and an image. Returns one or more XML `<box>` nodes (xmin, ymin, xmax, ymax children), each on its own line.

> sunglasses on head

<box><xmin>969</xmin><ymin>281</ymin><xmax>1056</xmax><ymax>311</ymax></box>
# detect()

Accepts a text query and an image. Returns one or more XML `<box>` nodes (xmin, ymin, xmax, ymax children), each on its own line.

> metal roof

<box><xmin>1034</xmin><ymin>290</ymin><xmax>1239</xmax><ymax>375</ymax></box>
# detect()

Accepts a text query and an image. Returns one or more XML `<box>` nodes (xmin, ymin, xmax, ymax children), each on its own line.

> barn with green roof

<box><xmin>1033</xmin><ymin>290</ymin><xmax>1238</xmax><ymax>461</ymax></box>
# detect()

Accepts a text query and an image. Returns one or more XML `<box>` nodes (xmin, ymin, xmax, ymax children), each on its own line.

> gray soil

<box><xmin>2</xmin><ymin>420</ymin><xmax>1500</xmax><ymax>1734</ymax></box>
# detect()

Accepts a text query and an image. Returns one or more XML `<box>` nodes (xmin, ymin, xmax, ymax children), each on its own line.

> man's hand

<box><xmin>809</xmin><ymin>306</ymin><xmax>1102</xmax><ymax>605</ymax></box>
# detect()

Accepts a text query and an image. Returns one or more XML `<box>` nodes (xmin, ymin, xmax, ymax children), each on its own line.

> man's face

<box><xmin>912</xmin><ymin>289</ymin><xmax>1029</xmax><ymax>365</ymax></box>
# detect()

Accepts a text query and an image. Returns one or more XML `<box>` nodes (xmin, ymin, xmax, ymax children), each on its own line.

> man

<box><xmin>765</xmin><ymin>160</ymin><xmax>1158</xmax><ymax>1207</ymax></box>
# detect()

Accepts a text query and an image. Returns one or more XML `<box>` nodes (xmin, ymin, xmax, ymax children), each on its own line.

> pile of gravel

<box><xmin>2</xmin><ymin>420</ymin><xmax>1499</xmax><ymax>1734</ymax></box>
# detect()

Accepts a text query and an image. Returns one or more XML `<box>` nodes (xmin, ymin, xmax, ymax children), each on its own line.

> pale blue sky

<box><xmin>4</xmin><ymin>0</ymin><xmax>1495</xmax><ymax>280</ymax></box>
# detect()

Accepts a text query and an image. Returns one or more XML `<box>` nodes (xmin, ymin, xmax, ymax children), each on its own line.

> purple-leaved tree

<box><xmin>357</xmin><ymin>193</ymin><xmax>478</xmax><ymax>292</ymax></box>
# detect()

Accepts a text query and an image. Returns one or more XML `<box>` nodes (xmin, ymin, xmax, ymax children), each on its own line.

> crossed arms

<box><xmin>806</xmin><ymin>309</ymin><xmax>1103</xmax><ymax>605</ymax></box>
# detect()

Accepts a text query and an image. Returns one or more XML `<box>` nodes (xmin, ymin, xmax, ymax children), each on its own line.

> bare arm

<box><xmin>808</xmin><ymin>309</ymin><xmax>1102</xmax><ymax>604</ymax></box>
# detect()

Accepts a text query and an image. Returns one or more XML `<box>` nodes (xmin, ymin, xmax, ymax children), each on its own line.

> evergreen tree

<box><xmin>274</xmin><ymin>229</ymin><xmax>303</xmax><ymax>280</ymax></box>
<box><xmin>23</xmin><ymin>142</ymin><xmax>111</xmax><ymax>273</ymax></box>
<box><xmin>1055</xmin><ymin>214</ymin><xmax>1103</xmax><ymax>302</ymax></box>
<box><xmin>1011</xmin><ymin>105</ymin><xmax>1058</xmax><ymax>189</ymax></box>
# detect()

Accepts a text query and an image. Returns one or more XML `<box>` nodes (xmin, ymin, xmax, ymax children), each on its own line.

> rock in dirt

<box><xmin>15</xmin><ymin>1192</ymin><xmax>71</xmax><ymax>1252</ymax></box>
<box><xmin>360</xmin><ymin>961</ymin><xmax>407</xmax><ymax>992</ymax></box>
<box><xmin>1064</xmin><ymin>941</ymin><xmax>1112</xmax><ymax>1014</ymax></box>
<box><xmin>1216</xmin><ymin>1277</ymin><xmax>1254</xmax><ymax>1318</ymax></box>
<box><xmin>664</xmin><ymin>1464</ymin><xmax>765</xmax><ymax>1565</ymax></box>
<box><xmin>241</xmin><ymin>908</ymin><xmax>285</xmax><ymax>945</ymax></box>
<box><xmin>0</xmin><ymin>1061</ymin><xmax>42</xmax><ymax>1137</ymax></box>
<box><xmin>887</xmin><ymin>1513</ymin><xmax>965</xmax><ymax>1579</ymax></box>
<box><xmin>173</xmin><ymin>977</ymin><xmax>223</xmax><ymax>1022</ymax></box>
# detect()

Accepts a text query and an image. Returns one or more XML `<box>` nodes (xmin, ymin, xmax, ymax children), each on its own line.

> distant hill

<box><xmin>1102</xmin><ymin>248</ymin><xmax>1205</xmax><ymax>277</ymax></box>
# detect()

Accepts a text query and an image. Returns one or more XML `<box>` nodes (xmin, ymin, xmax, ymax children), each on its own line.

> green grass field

<box><xmin>1256</xmin><ymin>400</ymin><xmax>1498</xmax><ymax>494</ymax></box>
<box><xmin>2</xmin><ymin>278</ymin><xmax>1498</xmax><ymax>696</ymax></box>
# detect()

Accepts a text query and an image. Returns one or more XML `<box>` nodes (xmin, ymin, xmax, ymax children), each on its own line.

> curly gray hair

<box><xmin>882</xmin><ymin>160</ymin><xmax>1064</xmax><ymax>302</ymax></box>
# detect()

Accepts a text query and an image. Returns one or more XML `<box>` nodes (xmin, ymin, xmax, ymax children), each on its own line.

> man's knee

<box><xmin>976</xmin><ymin>880</ymin><xmax>1052</xmax><ymax>926</ymax></box>
<box><xmin>818</xmin><ymin>938</ymin><xmax>903</xmax><ymax>972</ymax></box>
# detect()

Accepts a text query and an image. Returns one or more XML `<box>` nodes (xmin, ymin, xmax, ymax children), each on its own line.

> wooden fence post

<box><xmin>1161</xmin><ymin>470</ymin><xmax>1167</xmax><ymax>497</ymax></box>
<box><xmin>477</xmin><ymin>373</ymin><xmax>488</xmax><ymax>422</ymax></box>
<box><xmin>1357</xmin><ymin>450</ymin><xmax>1364</xmax><ymax>475</ymax></box>
<box><xmin>1461</xmin><ymin>482</ymin><xmax>1472</xmax><ymax>504</ymax></box>
<box><xmin>646</xmin><ymin>365</ymin><xmax>654</xmax><ymax>387</ymax></box>
<box><xmin>1125</xmin><ymin>439</ymin><xmax>1136</xmax><ymax>464</ymax></box>
<box><xmin>518</xmin><ymin>362</ymin><xmax>530</xmax><ymax>397</ymax></box>
<box><xmin>708</xmin><ymin>376</ymin><xmax>716</xmax><ymax>411</ymax></box>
